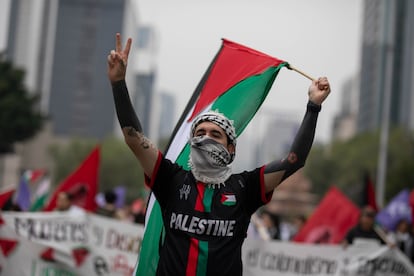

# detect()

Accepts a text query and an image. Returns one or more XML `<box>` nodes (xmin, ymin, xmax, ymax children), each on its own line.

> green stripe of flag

<box><xmin>135</xmin><ymin>202</ymin><xmax>162</xmax><ymax>276</ymax></box>
<box><xmin>176</xmin><ymin>65</ymin><xmax>286</xmax><ymax>167</ymax></box>
<box><xmin>29</xmin><ymin>193</ymin><xmax>49</xmax><ymax>211</ymax></box>
<box><xmin>196</xmin><ymin>240</ymin><xmax>209</xmax><ymax>276</ymax></box>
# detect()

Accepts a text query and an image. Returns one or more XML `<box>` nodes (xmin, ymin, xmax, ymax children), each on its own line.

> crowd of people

<box><xmin>342</xmin><ymin>205</ymin><xmax>414</xmax><ymax>262</ymax></box>
<box><xmin>246</xmin><ymin>204</ymin><xmax>414</xmax><ymax>263</ymax></box>
<box><xmin>3</xmin><ymin>188</ymin><xmax>413</xmax><ymax>265</ymax></box>
<box><xmin>1</xmin><ymin>188</ymin><xmax>147</xmax><ymax>224</ymax></box>
<box><xmin>3</xmin><ymin>183</ymin><xmax>413</xmax><ymax>265</ymax></box>
<box><xmin>56</xmin><ymin>189</ymin><xmax>147</xmax><ymax>224</ymax></box>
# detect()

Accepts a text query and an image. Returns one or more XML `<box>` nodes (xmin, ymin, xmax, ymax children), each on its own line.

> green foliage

<box><xmin>49</xmin><ymin>139</ymin><xmax>98</xmax><ymax>184</ymax></box>
<box><xmin>384</xmin><ymin>128</ymin><xmax>414</xmax><ymax>200</ymax></box>
<box><xmin>0</xmin><ymin>56</ymin><xmax>45</xmax><ymax>153</ymax></box>
<box><xmin>49</xmin><ymin>137</ymin><xmax>146</xmax><ymax>203</ymax></box>
<box><xmin>303</xmin><ymin>144</ymin><xmax>337</xmax><ymax>196</ymax></box>
<box><xmin>100</xmin><ymin>137</ymin><xmax>146</xmax><ymax>202</ymax></box>
<box><xmin>304</xmin><ymin>128</ymin><xmax>414</xmax><ymax>204</ymax></box>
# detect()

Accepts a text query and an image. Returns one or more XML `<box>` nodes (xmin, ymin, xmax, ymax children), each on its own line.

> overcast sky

<box><xmin>135</xmin><ymin>0</ymin><xmax>363</xmax><ymax>143</ymax></box>
<box><xmin>0</xmin><ymin>0</ymin><xmax>363</xmax><ymax>143</ymax></box>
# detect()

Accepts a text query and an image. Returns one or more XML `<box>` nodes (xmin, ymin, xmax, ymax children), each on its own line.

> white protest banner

<box><xmin>0</xmin><ymin>211</ymin><xmax>144</xmax><ymax>275</ymax></box>
<box><xmin>242</xmin><ymin>238</ymin><xmax>414</xmax><ymax>276</ymax></box>
<box><xmin>1</xmin><ymin>211</ymin><xmax>413</xmax><ymax>276</ymax></box>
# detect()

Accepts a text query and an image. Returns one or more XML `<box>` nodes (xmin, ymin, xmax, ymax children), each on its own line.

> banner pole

<box><xmin>287</xmin><ymin>64</ymin><xmax>315</xmax><ymax>81</ymax></box>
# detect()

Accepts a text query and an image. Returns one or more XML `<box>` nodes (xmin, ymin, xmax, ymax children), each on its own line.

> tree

<box><xmin>49</xmin><ymin>137</ymin><xmax>146</xmax><ymax>203</ymax></box>
<box><xmin>305</xmin><ymin>128</ymin><xmax>414</xmax><ymax>204</ymax></box>
<box><xmin>0</xmin><ymin>55</ymin><xmax>45</xmax><ymax>153</ymax></box>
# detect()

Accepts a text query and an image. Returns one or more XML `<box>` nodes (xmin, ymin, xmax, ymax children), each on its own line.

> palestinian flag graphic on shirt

<box><xmin>134</xmin><ymin>39</ymin><xmax>288</xmax><ymax>276</ymax></box>
<box><xmin>221</xmin><ymin>193</ymin><xmax>237</xmax><ymax>206</ymax></box>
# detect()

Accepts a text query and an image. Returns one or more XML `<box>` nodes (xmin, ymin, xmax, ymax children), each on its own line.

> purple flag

<box><xmin>15</xmin><ymin>176</ymin><xmax>31</xmax><ymax>211</ymax></box>
<box><xmin>376</xmin><ymin>189</ymin><xmax>412</xmax><ymax>231</ymax></box>
<box><xmin>114</xmin><ymin>186</ymin><xmax>126</xmax><ymax>208</ymax></box>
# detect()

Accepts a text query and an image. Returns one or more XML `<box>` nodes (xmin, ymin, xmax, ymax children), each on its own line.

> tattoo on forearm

<box><xmin>127</xmin><ymin>127</ymin><xmax>139</xmax><ymax>137</ymax></box>
<box><xmin>140</xmin><ymin>138</ymin><xmax>150</xmax><ymax>149</ymax></box>
<box><xmin>125</xmin><ymin>127</ymin><xmax>154</xmax><ymax>150</ymax></box>
<box><xmin>135</xmin><ymin>130</ymin><xmax>153</xmax><ymax>150</ymax></box>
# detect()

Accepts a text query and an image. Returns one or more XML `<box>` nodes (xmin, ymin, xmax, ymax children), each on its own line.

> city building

<box><xmin>157</xmin><ymin>92</ymin><xmax>176</xmax><ymax>141</ymax></box>
<box><xmin>332</xmin><ymin>76</ymin><xmax>359</xmax><ymax>141</ymax></box>
<box><xmin>7</xmin><ymin>0</ymin><xmax>129</xmax><ymax>138</ymax></box>
<box><xmin>358</xmin><ymin>0</ymin><xmax>414</xmax><ymax>133</ymax></box>
<box><xmin>1</xmin><ymin>0</ymin><xmax>156</xmax><ymax>186</ymax></box>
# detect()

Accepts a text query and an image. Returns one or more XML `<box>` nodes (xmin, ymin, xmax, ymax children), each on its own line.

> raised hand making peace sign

<box><xmin>107</xmin><ymin>33</ymin><xmax>132</xmax><ymax>84</ymax></box>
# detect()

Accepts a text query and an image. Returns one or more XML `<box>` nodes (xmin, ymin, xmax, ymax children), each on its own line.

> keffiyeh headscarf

<box><xmin>191</xmin><ymin>111</ymin><xmax>237</xmax><ymax>147</ymax></box>
<box><xmin>189</xmin><ymin>111</ymin><xmax>237</xmax><ymax>187</ymax></box>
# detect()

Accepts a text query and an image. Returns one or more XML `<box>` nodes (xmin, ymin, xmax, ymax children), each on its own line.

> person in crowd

<box><xmin>115</xmin><ymin>205</ymin><xmax>134</xmax><ymax>222</ymax></box>
<box><xmin>289</xmin><ymin>214</ymin><xmax>307</xmax><ymax>240</ymax></box>
<box><xmin>261</xmin><ymin>209</ymin><xmax>281</xmax><ymax>240</ymax></box>
<box><xmin>55</xmin><ymin>191</ymin><xmax>72</xmax><ymax>211</ymax></box>
<box><xmin>387</xmin><ymin>218</ymin><xmax>414</xmax><ymax>262</ymax></box>
<box><xmin>54</xmin><ymin>191</ymin><xmax>85</xmax><ymax>216</ymax></box>
<box><xmin>1</xmin><ymin>201</ymin><xmax>22</xmax><ymax>211</ymax></box>
<box><xmin>342</xmin><ymin>205</ymin><xmax>385</xmax><ymax>246</ymax></box>
<box><xmin>248</xmin><ymin>209</ymin><xmax>281</xmax><ymax>240</ymax></box>
<box><xmin>108</xmin><ymin>33</ymin><xmax>330</xmax><ymax>275</ymax></box>
<box><xmin>131</xmin><ymin>198</ymin><xmax>146</xmax><ymax>224</ymax></box>
<box><xmin>96</xmin><ymin>190</ymin><xmax>118</xmax><ymax>218</ymax></box>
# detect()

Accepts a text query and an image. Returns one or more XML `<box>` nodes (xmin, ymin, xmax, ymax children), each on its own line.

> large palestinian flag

<box><xmin>134</xmin><ymin>39</ymin><xmax>288</xmax><ymax>275</ymax></box>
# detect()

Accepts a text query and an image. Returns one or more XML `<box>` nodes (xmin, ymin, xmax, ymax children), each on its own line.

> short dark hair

<box><xmin>104</xmin><ymin>190</ymin><xmax>117</xmax><ymax>204</ymax></box>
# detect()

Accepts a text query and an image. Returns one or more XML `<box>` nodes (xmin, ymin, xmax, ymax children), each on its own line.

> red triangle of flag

<box><xmin>0</xmin><ymin>216</ymin><xmax>4</xmax><ymax>225</ymax></box>
<box><xmin>28</xmin><ymin>169</ymin><xmax>46</xmax><ymax>183</ymax></box>
<box><xmin>40</xmin><ymin>247</ymin><xmax>55</xmax><ymax>262</ymax></box>
<box><xmin>44</xmin><ymin>146</ymin><xmax>100</xmax><ymax>212</ymax></box>
<box><xmin>363</xmin><ymin>173</ymin><xmax>378</xmax><ymax>211</ymax></box>
<box><xmin>72</xmin><ymin>247</ymin><xmax>89</xmax><ymax>267</ymax></box>
<box><xmin>0</xmin><ymin>238</ymin><xmax>18</xmax><ymax>257</ymax></box>
<box><xmin>188</xmin><ymin>39</ymin><xmax>285</xmax><ymax>121</ymax></box>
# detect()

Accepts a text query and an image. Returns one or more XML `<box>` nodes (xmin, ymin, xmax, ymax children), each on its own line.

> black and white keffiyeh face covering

<box><xmin>189</xmin><ymin>136</ymin><xmax>232</xmax><ymax>187</ymax></box>
<box><xmin>189</xmin><ymin>111</ymin><xmax>237</xmax><ymax>187</ymax></box>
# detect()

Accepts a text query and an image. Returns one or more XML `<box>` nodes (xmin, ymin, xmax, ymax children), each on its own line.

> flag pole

<box><xmin>374</xmin><ymin>225</ymin><xmax>393</xmax><ymax>246</ymax></box>
<box><xmin>287</xmin><ymin>64</ymin><xmax>315</xmax><ymax>81</ymax></box>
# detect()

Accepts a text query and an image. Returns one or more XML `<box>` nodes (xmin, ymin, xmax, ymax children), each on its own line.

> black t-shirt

<box><xmin>345</xmin><ymin>224</ymin><xmax>385</xmax><ymax>245</ymax></box>
<box><xmin>146</xmin><ymin>152</ymin><xmax>272</xmax><ymax>276</ymax></box>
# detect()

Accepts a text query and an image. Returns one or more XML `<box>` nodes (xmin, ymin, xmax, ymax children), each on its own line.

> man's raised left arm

<box><xmin>263</xmin><ymin>77</ymin><xmax>331</xmax><ymax>193</ymax></box>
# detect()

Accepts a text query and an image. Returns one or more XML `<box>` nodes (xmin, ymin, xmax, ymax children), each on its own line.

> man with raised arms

<box><xmin>107</xmin><ymin>33</ymin><xmax>330</xmax><ymax>276</ymax></box>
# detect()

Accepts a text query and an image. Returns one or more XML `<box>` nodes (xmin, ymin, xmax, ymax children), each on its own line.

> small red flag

<box><xmin>363</xmin><ymin>172</ymin><xmax>378</xmax><ymax>211</ymax></box>
<box><xmin>0</xmin><ymin>189</ymin><xmax>15</xmax><ymax>209</ymax></box>
<box><xmin>44</xmin><ymin>146</ymin><xmax>100</xmax><ymax>212</ymax></box>
<box><xmin>293</xmin><ymin>186</ymin><xmax>360</xmax><ymax>244</ymax></box>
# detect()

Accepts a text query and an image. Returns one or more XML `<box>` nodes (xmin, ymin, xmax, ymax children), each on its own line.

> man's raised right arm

<box><xmin>108</xmin><ymin>33</ymin><xmax>159</xmax><ymax>177</ymax></box>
